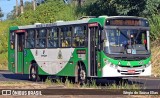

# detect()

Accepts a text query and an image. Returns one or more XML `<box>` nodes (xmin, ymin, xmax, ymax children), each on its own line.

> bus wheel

<box><xmin>30</xmin><ymin>63</ymin><xmax>40</xmax><ymax>82</ymax></box>
<box><xmin>78</xmin><ymin>64</ymin><xmax>86</xmax><ymax>85</ymax></box>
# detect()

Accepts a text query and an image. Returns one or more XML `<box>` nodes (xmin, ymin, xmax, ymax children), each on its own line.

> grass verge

<box><xmin>151</xmin><ymin>39</ymin><xmax>160</xmax><ymax>77</ymax></box>
<box><xmin>0</xmin><ymin>52</ymin><xmax>8</xmax><ymax>70</ymax></box>
<box><xmin>0</xmin><ymin>81</ymin><xmax>48</xmax><ymax>89</ymax></box>
<box><xmin>45</xmin><ymin>78</ymin><xmax>141</xmax><ymax>89</ymax></box>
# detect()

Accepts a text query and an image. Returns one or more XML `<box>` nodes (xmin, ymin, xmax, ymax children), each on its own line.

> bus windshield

<box><xmin>103</xmin><ymin>29</ymin><xmax>150</xmax><ymax>55</ymax></box>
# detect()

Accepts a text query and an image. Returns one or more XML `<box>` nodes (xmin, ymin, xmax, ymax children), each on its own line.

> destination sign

<box><xmin>106</xmin><ymin>19</ymin><xmax>149</xmax><ymax>27</ymax></box>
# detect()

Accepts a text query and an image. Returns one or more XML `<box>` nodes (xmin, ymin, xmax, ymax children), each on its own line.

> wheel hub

<box><xmin>31</xmin><ymin>68</ymin><xmax>36</xmax><ymax>78</ymax></box>
<box><xmin>80</xmin><ymin>70</ymin><xmax>86</xmax><ymax>80</ymax></box>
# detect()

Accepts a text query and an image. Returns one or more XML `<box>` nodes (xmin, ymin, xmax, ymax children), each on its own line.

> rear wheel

<box><xmin>30</xmin><ymin>63</ymin><xmax>40</xmax><ymax>82</ymax></box>
<box><xmin>78</xmin><ymin>67</ymin><xmax>86</xmax><ymax>85</ymax></box>
<box><xmin>75</xmin><ymin>62</ymin><xmax>86</xmax><ymax>85</ymax></box>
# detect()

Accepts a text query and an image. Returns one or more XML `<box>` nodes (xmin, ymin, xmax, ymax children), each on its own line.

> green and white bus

<box><xmin>8</xmin><ymin>16</ymin><xmax>151</xmax><ymax>83</ymax></box>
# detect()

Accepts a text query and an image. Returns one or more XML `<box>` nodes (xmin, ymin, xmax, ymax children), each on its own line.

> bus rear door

<box><xmin>15</xmin><ymin>30</ymin><xmax>25</xmax><ymax>74</ymax></box>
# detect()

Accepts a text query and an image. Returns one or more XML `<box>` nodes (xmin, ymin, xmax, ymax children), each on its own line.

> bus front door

<box><xmin>15</xmin><ymin>32</ymin><xmax>25</xmax><ymax>73</ymax></box>
<box><xmin>89</xmin><ymin>27</ymin><xmax>99</xmax><ymax>76</ymax></box>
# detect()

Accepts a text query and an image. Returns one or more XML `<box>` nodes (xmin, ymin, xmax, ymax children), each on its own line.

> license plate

<box><xmin>128</xmin><ymin>70</ymin><xmax>135</xmax><ymax>73</ymax></box>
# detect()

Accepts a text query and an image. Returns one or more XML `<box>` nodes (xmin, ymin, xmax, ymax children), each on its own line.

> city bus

<box><xmin>8</xmin><ymin>16</ymin><xmax>151</xmax><ymax>84</ymax></box>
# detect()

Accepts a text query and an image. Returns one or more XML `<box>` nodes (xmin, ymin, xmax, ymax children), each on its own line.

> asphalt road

<box><xmin>0</xmin><ymin>70</ymin><xmax>160</xmax><ymax>89</ymax></box>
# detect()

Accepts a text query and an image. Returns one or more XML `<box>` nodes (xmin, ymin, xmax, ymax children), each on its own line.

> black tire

<box><xmin>77</xmin><ymin>63</ymin><xmax>86</xmax><ymax>85</ymax></box>
<box><xmin>30</xmin><ymin>63</ymin><xmax>40</xmax><ymax>82</ymax></box>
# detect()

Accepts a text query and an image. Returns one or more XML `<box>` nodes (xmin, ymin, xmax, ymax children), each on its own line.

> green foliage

<box><xmin>143</xmin><ymin>0</ymin><xmax>160</xmax><ymax>16</ymax></box>
<box><xmin>14</xmin><ymin>0</ymin><xmax>76</xmax><ymax>25</ymax></box>
<box><xmin>0</xmin><ymin>20</ymin><xmax>12</xmax><ymax>69</ymax></box>
<box><xmin>148</xmin><ymin>15</ymin><xmax>160</xmax><ymax>40</ymax></box>
<box><xmin>0</xmin><ymin>21</ymin><xmax>10</xmax><ymax>53</ymax></box>
<box><xmin>45</xmin><ymin>77</ymin><xmax>52</xmax><ymax>85</ymax></box>
<box><xmin>78</xmin><ymin>0</ymin><xmax>160</xmax><ymax>17</ymax></box>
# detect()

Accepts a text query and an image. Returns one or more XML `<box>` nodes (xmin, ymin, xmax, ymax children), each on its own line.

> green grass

<box><xmin>56</xmin><ymin>78</ymin><xmax>64</xmax><ymax>85</ymax></box>
<box><xmin>151</xmin><ymin>40</ymin><xmax>160</xmax><ymax>77</ymax></box>
<box><xmin>82</xmin><ymin>79</ymin><xmax>100</xmax><ymax>89</ymax></box>
<box><xmin>0</xmin><ymin>81</ymin><xmax>34</xmax><ymax>86</ymax></box>
<box><xmin>48</xmin><ymin>78</ymin><xmax>141</xmax><ymax>89</ymax></box>
<box><xmin>0</xmin><ymin>52</ymin><xmax>8</xmax><ymax>70</ymax></box>
<box><xmin>106</xmin><ymin>83</ymin><xmax>140</xmax><ymax>89</ymax></box>
<box><xmin>45</xmin><ymin>77</ymin><xmax>53</xmax><ymax>86</ymax></box>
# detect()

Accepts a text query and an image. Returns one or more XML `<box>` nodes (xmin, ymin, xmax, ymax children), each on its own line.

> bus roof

<box><xmin>10</xmin><ymin>19</ymin><xmax>90</xmax><ymax>30</ymax></box>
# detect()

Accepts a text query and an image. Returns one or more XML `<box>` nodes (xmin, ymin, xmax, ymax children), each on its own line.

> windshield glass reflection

<box><xmin>104</xmin><ymin>29</ymin><xmax>149</xmax><ymax>54</ymax></box>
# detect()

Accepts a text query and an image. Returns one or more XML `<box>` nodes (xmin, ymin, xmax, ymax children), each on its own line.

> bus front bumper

<box><xmin>102</xmin><ymin>64</ymin><xmax>151</xmax><ymax>77</ymax></box>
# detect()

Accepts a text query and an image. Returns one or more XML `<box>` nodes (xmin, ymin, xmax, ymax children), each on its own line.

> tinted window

<box><xmin>26</xmin><ymin>30</ymin><xmax>35</xmax><ymax>48</ymax></box>
<box><xmin>36</xmin><ymin>29</ymin><xmax>47</xmax><ymax>48</ymax></box>
<box><xmin>73</xmin><ymin>26</ymin><xmax>86</xmax><ymax>47</ymax></box>
<box><xmin>48</xmin><ymin>27</ymin><xmax>59</xmax><ymax>48</ymax></box>
<box><xmin>60</xmin><ymin>27</ymin><xmax>72</xmax><ymax>47</ymax></box>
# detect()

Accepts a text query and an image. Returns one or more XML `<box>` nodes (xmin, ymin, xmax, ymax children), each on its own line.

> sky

<box><xmin>0</xmin><ymin>0</ymin><xmax>32</xmax><ymax>20</ymax></box>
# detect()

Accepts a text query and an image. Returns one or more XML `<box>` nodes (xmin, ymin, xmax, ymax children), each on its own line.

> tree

<box><xmin>20</xmin><ymin>0</ymin><xmax>24</xmax><ymax>14</ymax></box>
<box><xmin>78</xmin><ymin>0</ymin><xmax>160</xmax><ymax>17</ymax></box>
<box><xmin>7</xmin><ymin>1</ymin><xmax>33</xmax><ymax>20</ymax></box>
<box><xmin>32</xmin><ymin>0</ymin><xmax>36</xmax><ymax>10</ymax></box>
<box><xmin>16</xmin><ymin>0</ymin><xmax>18</xmax><ymax>17</ymax></box>
<box><xmin>13</xmin><ymin>0</ymin><xmax>76</xmax><ymax>25</ymax></box>
<box><xmin>0</xmin><ymin>7</ymin><xmax>4</xmax><ymax>19</ymax></box>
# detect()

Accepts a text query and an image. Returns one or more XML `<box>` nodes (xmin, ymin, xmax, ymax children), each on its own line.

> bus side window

<box><xmin>36</xmin><ymin>29</ymin><xmax>47</xmax><ymax>48</ymax></box>
<box><xmin>48</xmin><ymin>27</ymin><xmax>59</xmax><ymax>48</ymax></box>
<box><xmin>60</xmin><ymin>27</ymin><xmax>71</xmax><ymax>47</ymax></box>
<box><xmin>73</xmin><ymin>26</ymin><xmax>86</xmax><ymax>47</ymax></box>
<box><xmin>26</xmin><ymin>30</ymin><xmax>35</xmax><ymax>48</ymax></box>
